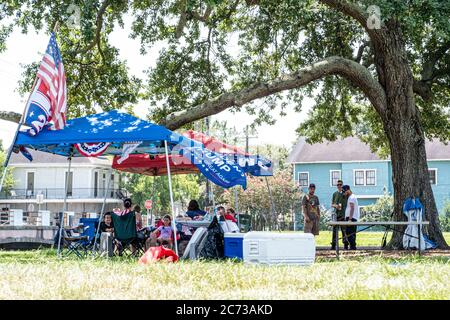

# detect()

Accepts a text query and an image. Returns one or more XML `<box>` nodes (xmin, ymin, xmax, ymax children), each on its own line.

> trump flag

<box><xmin>24</xmin><ymin>33</ymin><xmax>67</xmax><ymax>136</ymax></box>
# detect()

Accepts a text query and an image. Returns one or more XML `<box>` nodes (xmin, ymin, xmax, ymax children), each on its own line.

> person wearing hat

<box><xmin>301</xmin><ymin>183</ymin><xmax>321</xmax><ymax>236</ymax></box>
<box><xmin>331</xmin><ymin>180</ymin><xmax>349</xmax><ymax>250</ymax></box>
<box><xmin>342</xmin><ymin>185</ymin><xmax>359</xmax><ymax>250</ymax></box>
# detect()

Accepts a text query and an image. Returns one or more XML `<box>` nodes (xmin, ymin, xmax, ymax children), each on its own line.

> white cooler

<box><xmin>243</xmin><ymin>232</ymin><xmax>315</xmax><ymax>265</ymax></box>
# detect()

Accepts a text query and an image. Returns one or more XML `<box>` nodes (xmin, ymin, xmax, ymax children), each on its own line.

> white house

<box><xmin>0</xmin><ymin>149</ymin><xmax>125</xmax><ymax>223</ymax></box>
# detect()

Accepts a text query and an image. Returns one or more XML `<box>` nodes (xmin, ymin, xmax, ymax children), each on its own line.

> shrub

<box><xmin>439</xmin><ymin>199</ymin><xmax>450</xmax><ymax>232</ymax></box>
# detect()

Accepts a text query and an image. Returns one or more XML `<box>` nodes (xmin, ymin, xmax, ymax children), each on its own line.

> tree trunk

<box><xmin>374</xmin><ymin>22</ymin><xmax>448</xmax><ymax>249</ymax></box>
<box><xmin>385</xmin><ymin>115</ymin><xmax>447</xmax><ymax>249</ymax></box>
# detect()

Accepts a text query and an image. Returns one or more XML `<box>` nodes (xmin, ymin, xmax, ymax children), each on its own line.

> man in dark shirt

<box><xmin>302</xmin><ymin>183</ymin><xmax>320</xmax><ymax>236</ymax></box>
<box><xmin>331</xmin><ymin>180</ymin><xmax>349</xmax><ymax>250</ymax></box>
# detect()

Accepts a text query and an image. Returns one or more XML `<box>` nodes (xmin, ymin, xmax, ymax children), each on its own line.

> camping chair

<box><xmin>111</xmin><ymin>212</ymin><xmax>145</xmax><ymax>258</ymax></box>
<box><xmin>79</xmin><ymin>217</ymin><xmax>100</xmax><ymax>251</ymax></box>
<box><xmin>60</xmin><ymin>226</ymin><xmax>91</xmax><ymax>258</ymax></box>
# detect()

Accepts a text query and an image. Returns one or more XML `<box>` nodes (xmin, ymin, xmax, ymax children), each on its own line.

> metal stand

<box><xmin>164</xmin><ymin>140</ymin><xmax>179</xmax><ymax>256</ymax></box>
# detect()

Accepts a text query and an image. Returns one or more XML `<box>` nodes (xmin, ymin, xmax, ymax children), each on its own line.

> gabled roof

<box><xmin>287</xmin><ymin>137</ymin><xmax>450</xmax><ymax>163</ymax></box>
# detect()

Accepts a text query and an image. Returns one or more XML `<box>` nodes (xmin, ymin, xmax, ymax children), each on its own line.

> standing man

<box><xmin>302</xmin><ymin>183</ymin><xmax>321</xmax><ymax>236</ymax></box>
<box><xmin>331</xmin><ymin>180</ymin><xmax>349</xmax><ymax>250</ymax></box>
<box><xmin>342</xmin><ymin>185</ymin><xmax>360</xmax><ymax>250</ymax></box>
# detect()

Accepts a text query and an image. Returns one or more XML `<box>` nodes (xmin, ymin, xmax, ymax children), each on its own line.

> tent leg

<box><xmin>57</xmin><ymin>154</ymin><xmax>72</xmax><ymax>258</ymax></box>
<box><xmin>149</xmin><ymin>176</ymin><xmax>157</xmax><ymax>227</ymax></box>
<box><xmin>93</xmin><ymin>167</ymin><xmax>113</xmax><ymax>254</ymax></box>
<box><xmin>164</xmin><ymin>140</ymin><xmax>179</xmax><ymax>256</ymax></box>
<box><xmin>234</xmin><ymin>187</ymin><xmax>240</xmax><ymax>230</ymax></box>
<box><xmin>0</xmin><ymin>166</ymin><xmax>8</xmax><ymax>196</ymax></box>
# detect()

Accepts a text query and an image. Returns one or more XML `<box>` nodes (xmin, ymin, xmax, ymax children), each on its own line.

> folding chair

<box><xmin>111</xmin><ymin>212</ymin><xmax>146</xmax><ymax>258</ymax></box>
<box><xmin>60</xmin><ymin>227</ymin><xmax>90</xmax><ymax>258</ymax></box>
<box><xmin>79</xmin><ymin>217</ymin><xmax>100</xmax><ymax>251</ymax></box>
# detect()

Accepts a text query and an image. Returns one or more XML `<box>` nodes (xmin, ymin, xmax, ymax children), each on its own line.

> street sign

<box><xmin>145</xmin><ymin>200</ymin><xmax>153</xmax><ymax>209</ymax></box>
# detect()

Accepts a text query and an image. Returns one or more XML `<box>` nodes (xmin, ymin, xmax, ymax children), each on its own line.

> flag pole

<box><xmin>0</xmin><ymin>76</ymin><xmax>40</xmax><ymax>194</ymax></box>
<box><xmin>0</xmin><ymin>22</ymin><xmax>60</xmax><ymax>194</ymax></box>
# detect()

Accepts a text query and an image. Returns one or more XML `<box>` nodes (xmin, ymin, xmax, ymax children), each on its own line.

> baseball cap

<box><xmin>309</xmin><ymin>183</ymin><xmax>316</xmax><ymax>188</ymax></box>
<box><xmin>342</xmin><ymin>185</ymin><xmax>350</xmax><ymax>192</ymax></box>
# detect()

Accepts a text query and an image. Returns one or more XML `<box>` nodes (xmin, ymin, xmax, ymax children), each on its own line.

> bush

<box><xmin>439</xmin><ymin>199</ymin><xmax>450</xmax><ymax>232</ymax></box>
<box><xmin>360</xmin><ymin>190</ymin><xmax>394</xmax><ymax>222</ymax></box>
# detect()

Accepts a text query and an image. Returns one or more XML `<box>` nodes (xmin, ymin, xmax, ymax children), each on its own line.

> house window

<box><xmin>354</xmin><ymin>169</ymin><xmax>377</xmax><ymax>186</ymax></box>
<box><xmin>354</xmin><ymin>170</ymin><xmax>365</xmax><ymax>186</ymax></box>
<box><xmin>65</xmin><ymin>172</ymin><xmax>73</xmax><ymax>197</ymax></box>
<box><xmin>298</xmin><ymin>172</ymin><xmax>309</xmax><ymax>187</ymax></box>
<box><xmin>330</xmin><ymin>170</ymin><xmax>342</xmax><ymax>186</ymax></box>
<box><xmin>366</xmin><ymin>170</ymin><xmax>376</xmax><ymax>186</ymax></box>
<box><xmin>94</xmin><ymin>172</ymin><xmax>99</xmax><ymax>197</ymax></box>
<box><xmin>428</xmin><ymin>169</ymin><xmax>437</xmax><ymax>185</ymax></box>
<box><xmin>110</xmin><ymin>174</ymin><xmax>115</xmax><ymax>197</ymax></box>
<box><xmin>26</xmin><ymin>172</ymin><xmax>35</xmax><ymax>196</ymax></box>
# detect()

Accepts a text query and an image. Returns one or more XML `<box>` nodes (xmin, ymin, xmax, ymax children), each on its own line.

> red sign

<box><xmin>145</xmin><ymin>200</ymin><xmax>153</xmax><ymax>209</ymax></box>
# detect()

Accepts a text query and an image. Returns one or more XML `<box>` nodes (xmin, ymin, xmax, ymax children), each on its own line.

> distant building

<box><xmin>287</xmin><ymin>137</ymin><xmax>450</xmax><ymax>212</ymax></box>
<box><xmin>0</xmin><ymin>150</ymin><xmax>125</xmax><ymax>221</ymax></box>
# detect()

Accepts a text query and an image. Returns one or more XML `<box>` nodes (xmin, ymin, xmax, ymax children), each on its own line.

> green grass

<box><xmin>0</xmin><ymin>233</ymin><xmax>449</xmax><ymax>300</ymax></box>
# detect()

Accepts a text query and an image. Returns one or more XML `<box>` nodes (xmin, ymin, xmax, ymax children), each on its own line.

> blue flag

<box><xmin>168</xmin><ymin>133</ymin><xmax>246</xmax><ymax>189</ymax></box>
<box><xmin>185</xmin><ymin>146</ymin><xmax>247</xmax><ymax>189</ymax></box>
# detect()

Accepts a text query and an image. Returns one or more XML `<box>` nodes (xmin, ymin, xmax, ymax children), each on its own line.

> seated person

<box><xmin>225</xmin><ymin>208</ymin><xmax>238</xmax><ymax>223</ymax></box>
<box><xmin>185</xmin><ymin>200</ymin><xmax>207</xmax><ymax>220</ymax></box>
<box><xmin>99</xmin><ymin>212</ymin><xmax>114</xmax><ymax>234</ymax></box>
<box><xmin>134</xmin><ymin>205</ymin><xmax>143</xmax><ymax>231</ymax></box>
<box><xmin>150</xmin><ymin>215</ymin><xmax>174</xmax><ymax>248</ymax></box>
<box><xmin>217</xmin><ymin>206</ymin><xmax>231</xmax><ymax>221</ymax></box>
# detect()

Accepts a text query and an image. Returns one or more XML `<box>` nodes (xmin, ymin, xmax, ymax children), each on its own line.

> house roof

<box><xmin>287</xmin><ymin>137</ymin><xmax>450</xmax><ymax>163</ymax></box>
<box><xmin>9</xmin><ymin>149</ymin><xmax>111</xmax><ymax>166</ymax></box>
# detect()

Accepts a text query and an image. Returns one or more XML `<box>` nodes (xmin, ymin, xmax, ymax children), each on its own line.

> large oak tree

<box><xmin>1</xmin><ymin>0</ymin><xmax>449</xmax><ymax>248</ymax></box>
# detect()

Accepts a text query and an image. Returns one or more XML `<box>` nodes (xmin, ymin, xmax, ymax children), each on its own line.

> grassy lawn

<box><xmin>0</xmin><ymin>232</ymin><xmax>449</xmax><ymax>300</ymax></box>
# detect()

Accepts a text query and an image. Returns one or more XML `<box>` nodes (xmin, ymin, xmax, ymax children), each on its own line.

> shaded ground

<box><xmin>316</xmin><ymin>248</ymin><xmax>450</xmax><ymax>259</ymax></box>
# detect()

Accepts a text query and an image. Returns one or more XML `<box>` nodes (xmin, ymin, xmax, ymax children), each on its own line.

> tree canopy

<box><xmin>0</xmin><ymin>0</ymin><xmax>448</xmax><ymax>154</ymax></box>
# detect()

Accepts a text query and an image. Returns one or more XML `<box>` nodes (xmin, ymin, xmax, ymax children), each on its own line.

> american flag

<box><xmin>24</xmin><ymin>32</ymin><xmax>67</xmax><ymax>136</ymax></box>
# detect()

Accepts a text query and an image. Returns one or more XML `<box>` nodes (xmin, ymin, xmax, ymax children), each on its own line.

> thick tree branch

<box><xmin>0</xmin><ymin>111</ymin><xmax>21</xmax><ymax>124</ymax></box>
<box><xmin>76</xmin><ymin>0</ymin><xmax>111</xmax><ymax>55</ymax></box>
<box><xmin>176</xmin><ymin>1</ymin><xmax>213</xmax><ymax>39</ymax></box>
<box><xmin>412</xmin><ymin>41</ymin><xmax>450</xmax><ymax>101</ymax></box>
<box><xmin>161</xmin><ymin>56</ymin><xmax>387</xmax><ymax>130</ymax></box>
<box><xmin>354</xmin><ymin>40</ymin><xmax>369</xmax><ymax>63</ymax></box>
<box><xmin>413</xmin><ymin>80</ymin><xmax>433</xmax><ymax>102</ymax></box>
<box><xmin>319</xmin><ymin>0</ymin><xmax>384</xmax><ymax>47</ymax></box>
<box><xmin>421</xmin><ymin>41</ymin><xmax>450</xmax><ymax>81</ymax></box>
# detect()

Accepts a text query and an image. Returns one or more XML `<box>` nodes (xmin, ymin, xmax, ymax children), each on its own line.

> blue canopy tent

<box><xmin>10</xmin><ymin>110</ymin><xmax>248</xmax><ymax>256</ymax></box>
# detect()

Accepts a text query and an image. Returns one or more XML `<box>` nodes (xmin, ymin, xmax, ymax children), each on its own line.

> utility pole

<box><xmin>244</xmin><ymin>125</ymin><xmax>258</xmax><ymax>153</ymax></box>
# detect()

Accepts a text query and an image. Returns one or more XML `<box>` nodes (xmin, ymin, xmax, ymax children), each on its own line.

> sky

<box><xmin>0</xmin><ymin>17</ymin><xmax>313</xmax><ymax>151</ymax></box>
